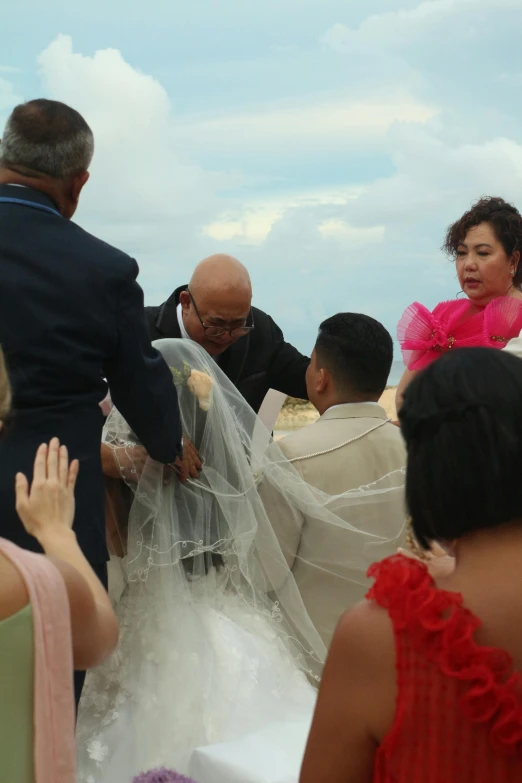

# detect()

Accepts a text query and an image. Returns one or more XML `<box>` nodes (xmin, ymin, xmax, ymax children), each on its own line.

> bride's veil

<box><xmin>77</xmin><ymin>338</ymin><xmax>406</xmax><ymax>777</ymax></box>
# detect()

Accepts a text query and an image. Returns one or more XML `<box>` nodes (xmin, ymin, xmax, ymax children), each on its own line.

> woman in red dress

<box><xmin>396</xmin><ymin>197</ymin><xmax>522</xmax><ymax>411</ymax></box>
<box><xmin>300</xmin><ymin>347</ymin><xmax>522</xmax><ymax>783</ymax></box>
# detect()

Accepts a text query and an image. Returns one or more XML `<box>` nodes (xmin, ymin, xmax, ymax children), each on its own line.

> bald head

<box><xmin>189</xmin><ymin>254</ymin><xmax>252</xmax><ymax>298</ymax></box>
<box><xmin>181</xmin><ymin>254</ymin><xmax>253</xmax><ymax>357</ymax></box>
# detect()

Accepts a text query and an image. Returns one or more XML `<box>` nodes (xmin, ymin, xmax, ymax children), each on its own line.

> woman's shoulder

<box><xmin>399</xmin><ymin>298</ymin><xmax>469</xmax><ymax>323</ymax></box>
<box><xmin>0</xmin><ymin>550</ymin><xmax>30</xmax><ymax>621</ymax></box>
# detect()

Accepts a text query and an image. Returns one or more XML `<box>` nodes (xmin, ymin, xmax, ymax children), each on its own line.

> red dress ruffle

<box><xmin>368</xmin><ymin>555</ymin><xmax>522</xmax><ymax>782</ymax></box>
<box><xmin>397</xmin><ymin>297</ymin><xmax>522</xmax><ymax>371</ymax></box>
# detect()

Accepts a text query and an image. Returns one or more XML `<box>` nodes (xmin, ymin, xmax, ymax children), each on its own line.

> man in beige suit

<box><xmin>259</xmin><ymin>313</ymin><xmax>406</xmax><ymax>649</ymax></box>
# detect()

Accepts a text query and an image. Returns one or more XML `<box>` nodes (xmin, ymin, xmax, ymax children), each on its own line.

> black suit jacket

<box><xmin>0</xmin><ymin>185</ymin><xmax>182</xmax><ymax>563</ymax></box>
<box><xmin>146</xmin><ymin>286</ymin><xmax>310</xmax><ymax>413</ymax></box>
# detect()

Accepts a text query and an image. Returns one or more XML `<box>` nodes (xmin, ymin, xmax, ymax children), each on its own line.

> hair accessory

<box><xmin>406</xmin><ymin>516</ymin><xmax>427</xmax><ymax>561</ymax></box>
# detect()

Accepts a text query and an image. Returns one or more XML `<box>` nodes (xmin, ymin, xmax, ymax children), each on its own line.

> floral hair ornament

<box><xmin>169</xmin><ymin>364</ymin><xmax>214</xmax><ymax>411</ymax></box>
<box><xmin>132</xmin><ymin>769</ymin><xmax>197</xmax><ymax>782</ymax></box>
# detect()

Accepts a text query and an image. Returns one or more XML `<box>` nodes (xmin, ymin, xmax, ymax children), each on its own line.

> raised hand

<box><xmin>15</xmin><ymin>438</ymin><xmax>79</xmax><ymax>539</ymax></box>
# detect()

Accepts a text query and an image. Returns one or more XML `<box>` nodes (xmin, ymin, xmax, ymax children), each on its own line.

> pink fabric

<box><xmin>0</xmin><ymin>539</ymin><xmax>75</xmax><ymax>783</ymax></box>
<box><xmin>398</xmin><ymin>297</ymin><xmax>522</xmax><ymax>371</ymax></box>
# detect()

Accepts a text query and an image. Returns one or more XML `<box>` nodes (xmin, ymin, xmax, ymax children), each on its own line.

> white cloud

<box><xmin>320</xmin><ymin>0</ymin><xmax>522</xmax><ymax>53</ymax></box>
<box><xmin>204</xmin><ymin>186</ymin><xmax>363</xmax><ymax>244</ymax></box>
<box><xmin>176</xmin><ymin>95</ymin><xmax>437</xmax><ymax>153</ymax></box>
<box><xmin>317</xmin><ymin>220</ymin><xmax>384</xmax><ymax>244</ymax></box>
<box><xmin>36</xmin><ymin>35</ymin><xmax>236</xmax><ymax>243</ymax></box>
<box><xmin>3</xmin><ymin>12</ymin><xmax>522</xmax><ymax>355</ymax></box>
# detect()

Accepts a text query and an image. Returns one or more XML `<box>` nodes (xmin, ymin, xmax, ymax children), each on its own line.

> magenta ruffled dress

<box><xmin>398</xmin><ymin>297</ymin><xmax>522</xmax><ymax>371</ymax></box>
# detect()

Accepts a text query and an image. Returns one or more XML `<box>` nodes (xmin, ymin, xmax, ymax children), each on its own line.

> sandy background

<box><xmin>275</xmin><ymin>388</ymin><xmax>398</xmax><ymax>433</ymax></box>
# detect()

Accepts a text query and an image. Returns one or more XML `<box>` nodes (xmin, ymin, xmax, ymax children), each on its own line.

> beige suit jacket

<box><xmin>259</xmin><ymin>402</ymin><xmax>407</xmax><ymax>648</ymax></box>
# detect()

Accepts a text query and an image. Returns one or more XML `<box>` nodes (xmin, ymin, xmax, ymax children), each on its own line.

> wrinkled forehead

<box><xmin>194</xmin><ymin>285</ymin><xmax>252</xmax><ymax>321</ymax></box>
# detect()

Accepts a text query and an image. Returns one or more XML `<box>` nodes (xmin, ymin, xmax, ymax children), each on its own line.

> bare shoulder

<box><xmin>331</xmin><ymin>600</ymin><xmax>395</xmax><ymax>671</ymax></box>
<box><xmin>0</xmin><ymin>552</ymin><xmax>29</xmax><ymax>619</ymax></box>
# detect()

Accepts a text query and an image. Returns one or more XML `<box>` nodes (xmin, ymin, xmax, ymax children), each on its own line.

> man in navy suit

<box><xmin>0</xmin><ymin>99</ymin><xmax>184</xmax><ymax>702</ymax></box>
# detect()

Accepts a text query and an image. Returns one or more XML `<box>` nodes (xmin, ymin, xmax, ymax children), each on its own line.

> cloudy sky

<box><xmin>2</xmin><ymin>0</ymin><xmax>522</xmax><ymax>360</ymax></box>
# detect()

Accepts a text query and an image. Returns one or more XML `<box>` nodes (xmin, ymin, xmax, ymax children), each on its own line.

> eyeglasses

<box><xmin>187</xmin><ymin>289</ymin><xmax>255</xmax><ymax>338</ymax></box>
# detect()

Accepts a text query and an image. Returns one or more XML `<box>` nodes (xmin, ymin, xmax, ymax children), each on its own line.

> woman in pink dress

<box><xmin>396</xmin><ymin>197</ymin><xmax>522</xmax><ymax>410</ymax></box>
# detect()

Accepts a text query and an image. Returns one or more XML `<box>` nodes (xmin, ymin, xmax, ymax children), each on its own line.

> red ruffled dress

<box><xmin>368</xmin><ymin>555</ymin><xmax>522</xmax><ymax>782</ymax></box>
<box><xmin>397</xmin><ymin>297</ymin><xmax>522</xmax><ymax>371</ymax></box>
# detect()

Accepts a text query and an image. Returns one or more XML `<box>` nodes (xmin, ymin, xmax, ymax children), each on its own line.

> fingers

<box><xmin>174</xmin><ymin>457</ymin><xmax>189</xmax><ymax>484</ymax></box>
<box><xmin>58</xmin><ymin>444</ymin><xmax>69</xmax><ymax>486</ymax></box>
<box><xmin>188</xmin><ymin>444</ymin><xmax>202</xmax><ymax>471</ymax></box>
<box><xmin>33</xmin><ymin>443</ymin><xmax>48</xmax><ymax>484</ymax></box>
<box><xmin>46</xmin><ymin>437</ymin><xmax>60</xmax><ymax>481</ymax></box>
<box><xmin>187</xmin><ymin>456</ymin><xmax>200</xmax><ymax>480</ymax></box>
<box><xmin>68</xmin><ymin>459</ymin><xmax>80</xmax><ymax>491</ymax></box>
<box><xmin>14</xmin><ymin>473</ymin><xmax>30</xmax><ymax>520</ymax></box>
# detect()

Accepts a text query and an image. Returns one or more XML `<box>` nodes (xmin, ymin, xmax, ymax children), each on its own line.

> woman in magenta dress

<box><xmin>300</xmin><ymin>347</ymin><xmax>522</xmax><ymax>783</ymax></box>
<box><xmin>396</xmin><ymin>196</ymin><xmax>522</xmax><ymax>410</ymax></box>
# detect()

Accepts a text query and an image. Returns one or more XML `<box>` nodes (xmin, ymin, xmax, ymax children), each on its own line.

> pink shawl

<box><xmin>0</xmin><ymin>538</ymin><xmax>75</xmax><ymax>783</ymax></box>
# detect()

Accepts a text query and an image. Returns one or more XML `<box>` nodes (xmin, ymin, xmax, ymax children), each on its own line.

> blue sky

<box><xmin>2</xmin><ymin>0</ymin><xmax>522</xmax><ymax>356</ymax></box>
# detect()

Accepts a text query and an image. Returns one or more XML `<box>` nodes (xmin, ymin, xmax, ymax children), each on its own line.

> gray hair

<box><xmin>0</xmin><ymin>99</ymin><xmax>94</xmax><ymax>180</ymax></box>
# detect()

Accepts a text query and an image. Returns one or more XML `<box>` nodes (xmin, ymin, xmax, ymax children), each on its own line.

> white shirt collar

<box><xmin>327</xmin><ymin>401</ymin><xmax>380</xmax><ymax>412</ymax></box>
<box><xmin>176</xmin><ymin>303</ymin><xmax>191</xmax><ymax>340</ymax></box>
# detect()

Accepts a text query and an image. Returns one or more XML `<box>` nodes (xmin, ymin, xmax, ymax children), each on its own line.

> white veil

<box><xmin>76</xmin><ymin>338</ymin><xmax>406</xmax><ymax>780</ymax></box>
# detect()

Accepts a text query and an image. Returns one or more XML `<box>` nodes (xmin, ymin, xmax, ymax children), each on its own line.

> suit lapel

<box><xmin>216</xmin><ymin>333</ymin><xmax>250</xmax><ymax>384</ymax></box>
<box><xmin>155</xmin><ymin>287</ymin><xmax>184</xmax><ymax>338</ymax></box>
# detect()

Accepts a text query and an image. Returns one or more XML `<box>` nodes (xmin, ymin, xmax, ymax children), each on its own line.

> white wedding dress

<box><xmin>76</xmin><ymin>339</ymin><xmax>405</xmax><ymax>782</ymax></box>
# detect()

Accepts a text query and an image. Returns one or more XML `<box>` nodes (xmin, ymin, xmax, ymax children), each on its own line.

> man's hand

<box><xmin>169</xmin><ymin>437</ymin><xmax>202</xmax><ymax>484</ymax></box>
<box><xmin>100</xmin><ymin>443</ymin><xmax>149</xmax><ymax>482</ymax></box>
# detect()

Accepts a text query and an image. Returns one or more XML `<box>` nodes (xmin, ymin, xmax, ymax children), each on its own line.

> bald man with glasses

<box><xmin>145</xmin><ymin>254</ymin><xmax>310</xmax><ymax>413</ymax></box>
<box><xmin>101</xmin><ymin>254</ymin><xmax>310</xmax><ymax>486</ymax></box>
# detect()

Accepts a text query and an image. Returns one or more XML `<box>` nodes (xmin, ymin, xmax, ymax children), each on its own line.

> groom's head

<box><xmin>306</xmin><ymin>313</ymin><xmax>393</xmax><ymax>415</ymax></box>
<box><xmin>179</xmin><ymin>255</ymin><xmax>253</xmax><ymax>357</ymax></box>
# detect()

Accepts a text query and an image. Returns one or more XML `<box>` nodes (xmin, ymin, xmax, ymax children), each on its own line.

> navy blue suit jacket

<box><xmin>0</xmin><ymin>185</ymin><xmax>182</xmax><ymax>564</ymax></box>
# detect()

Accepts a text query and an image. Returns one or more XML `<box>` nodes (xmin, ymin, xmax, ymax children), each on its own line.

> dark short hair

<box><xmin>399</xmin><ymin>347</ymin><xmax>522</xmax><ymax>548</ymax></box>
<box><xmin>315</xmin><ymin>313</ymin><xmax>393</xmax><ymax>398</ymax></box>
<box><xmin>443</xmin><ymin>196</ymin><xmax>522</xmax><ymax>287</ymax></box>
<box><xmin>0</xmin><ymin>99</ymin><xmax>94</xmax><ymax>180</ymax></box>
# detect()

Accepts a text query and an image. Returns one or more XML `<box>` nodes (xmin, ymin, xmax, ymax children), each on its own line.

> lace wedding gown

<box><xmin>76</xmin><ymin>339</ymin><xmax>405</xmax><ymax>782</ymax></box>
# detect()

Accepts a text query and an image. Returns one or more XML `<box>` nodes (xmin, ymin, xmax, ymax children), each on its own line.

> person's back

<box><xmin>261</xmin><ymin>314</ymin><xmax>406</xmax><ymax>647</ymax></box>
<box><xmin>300</xmin><ymin>348</ymin><xmax>522</xmax><ymax>783</ymax></box>
<box><xmin>0</xmin><ymin>99</ymin><xmax>182</xmax><ymax>568</ymax></box>
<box><xmin>367</xmin><ymin>553</ymin><xmax>522</xmax><ymax>782</ymax></box>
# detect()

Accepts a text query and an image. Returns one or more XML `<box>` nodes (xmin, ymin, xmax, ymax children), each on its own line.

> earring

<box><xmin>406</xmin><ymin>517</ymin><xmax>427</xmax><ymax>561</ymax></box>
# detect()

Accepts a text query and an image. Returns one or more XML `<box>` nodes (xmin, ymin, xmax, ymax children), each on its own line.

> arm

<box><xmin>16</xmin><ymin>440</ymin><xmax>119</xmax><ymax>670</ymax></box>
<box><xmin>300</xmin><ymin>602</ymin><xmax>393</xmax><ymax>783</ymax></box>
<box><xmin>104</xmin><ymin>261</ymin><xmax>182</xmax><ymax>464</ymax></box>
<box><xmin>395</xmin><ymin>367</ymin><xmax>418</xmax><ymax>413</ymax></box>
<box><xmin>265</xmin><ymin>316</ymin><xmax>310</xmax><ymax>400</ymax></box>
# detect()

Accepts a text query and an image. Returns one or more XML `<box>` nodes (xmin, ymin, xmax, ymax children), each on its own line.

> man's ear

<box><xmin>317</xmin><ymin>367</ymin><xmax>329</xmax><ymax>393</ymax></box>
<box><xmin>179</xmin><ymin>290</ymin><xmax>191</xmax><ymax>311</ymax></box>
<box><xmin>70</xmin><ymin>170</ymin><xmax>89</xmax><ymax>204</ymax></box>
